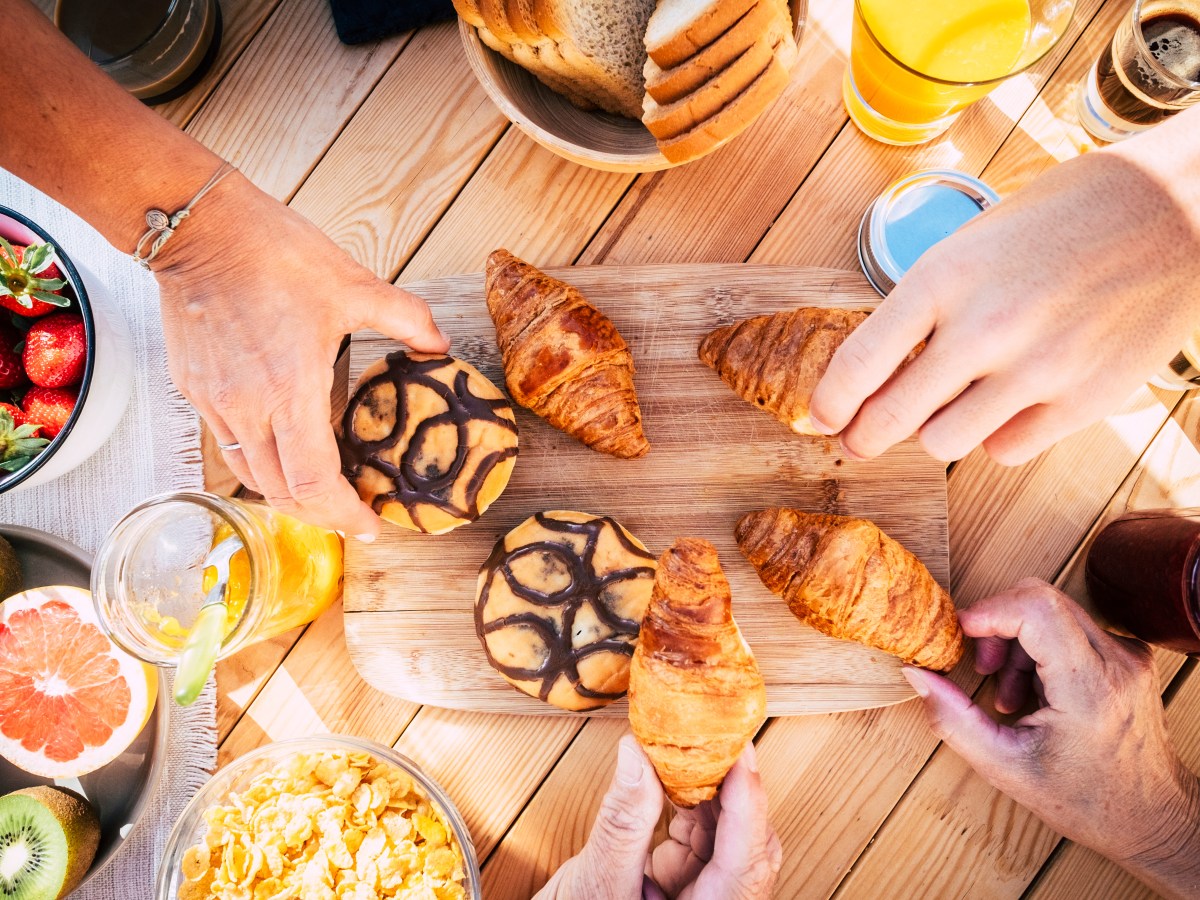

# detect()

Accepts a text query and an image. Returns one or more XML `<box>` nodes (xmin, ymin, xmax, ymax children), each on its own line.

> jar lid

<box><xmin>858</xmin><ymin>169</ymin><xmax>1001</xmax><ymax>296</ymax></box>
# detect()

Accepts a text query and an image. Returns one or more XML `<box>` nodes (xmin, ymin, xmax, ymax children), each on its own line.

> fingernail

<box><xmin>354</xmin><ymin>533</ymin><xmax>376</xmax><ymax>544</ymax></box>
<box><xmin>768</xmin><ymin>833</ymin><xmax>783</xmax><ymax>874</ymax></box>
<box><xmin>840</xmin><ymin>439</ymin><xmax>866</xmax><ymax>461</ymax></box>
<box><xmin>809</xmin><ymin>414</ymin><xmax>837</xmax><ymax>436</ymax></box>
<box><xmin>902</xmin><ymin>666</ymin><xmax>929</xmax><ymax>698</ymax></box>
<box><xmin>743</xmin><ymin>741</ymin><xmax>759</xmax><ymax>773</ymax></box>
<box><xmin>617</xmin><ymin>740</ymin><xmax>644</xmax><ymax>787</ymax></box>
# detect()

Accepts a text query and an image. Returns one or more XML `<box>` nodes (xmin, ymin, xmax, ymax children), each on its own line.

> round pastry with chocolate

<box><xmin>475</xmin><ymin>510</ymin><xmax>657</xmax><ymax>710</ymax></box>
<box><xmin>340</xmin><ymin>351</ymin><xmax>519</xmax><ymax>534</ymax></box>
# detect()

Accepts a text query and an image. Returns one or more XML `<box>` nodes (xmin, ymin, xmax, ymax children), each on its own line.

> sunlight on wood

<box><xmin>1105</xmin><ymin>391</ymin><xmax>1185</xmax><ymax>460</ymax></box>
<box><xmin>805</xmin><ymin>0</ymin><xmax>852</xmax><ymax>58</ymax></box>
<box><xmin>250</xmin><ymin>665</ymin><xmax>329</xmax><ymax>742</ymax></box>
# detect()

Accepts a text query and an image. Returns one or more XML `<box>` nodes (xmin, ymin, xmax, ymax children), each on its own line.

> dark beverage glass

<box><xmin>1077</xmin><ymin>0</ymin><xmax>1200</xmax><ymax>142</ymax></box>
<box><xmin>1085</xmin><ymin>508</ymin><xmax>1200</xmax><ymax>655</ymax></box>
<box><xmin>55</xmin><ymin>0</ymin><xmax>222</xmax><ymax>105</ymax></box>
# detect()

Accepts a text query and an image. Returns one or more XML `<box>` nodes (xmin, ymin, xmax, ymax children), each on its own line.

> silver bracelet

<box><xmin>133</xmin><ymin>161</ymin><xmax>237</xmax><ymax>269</ymax></box>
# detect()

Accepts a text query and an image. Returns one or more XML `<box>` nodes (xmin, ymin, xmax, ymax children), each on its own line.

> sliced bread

<box><xmin>532</xmin><ymin>0</ymin><xmax>655</xmax><ymax>118</ymax></box>
<box><xmin>645</xmin><ymin>1</ymin><xmax>791</xmax><ymax>105</ymax></box>
<box><xmin>644</xmin><ymin>0</ymin><xmax>759</xmax><ymax>69</ymax></box>
<box><xmin>642</xmin><ymin>32</ymin><xmax>780</xmax><ymax>140</ymax></box>
<box><xmin>657</xmin><ymin>51</ymin><xmax>794</xmax><ymax>164</ymax></box>
<box><xmin>503</xmin><ymin>0</ymin><xmax>607</xmax><ymax>111</ymax></box>
<box><xmin>452</xmin><ymin>0</ymin><xmax>487</xmax><ymax>27</ymax></box>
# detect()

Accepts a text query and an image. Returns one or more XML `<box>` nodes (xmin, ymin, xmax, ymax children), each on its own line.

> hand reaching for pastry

<box><xmin>903</xmin><ymin>579</ymin><xmax>1200</xmax><ymax>898</ymax></box>
<box><xmin>536</xmin><ymin>736</ymin><xmax>781</xmax><ymax>900</ymax></box>
<box><xmin>808</xmin><ymin>106</ymin><xmax>1200</xmax><ymax>465</ymax></box>
<box><xmin>155</xmin><ymin>172</ymin><xmax>449</xmax><ymax>539</ymax></box>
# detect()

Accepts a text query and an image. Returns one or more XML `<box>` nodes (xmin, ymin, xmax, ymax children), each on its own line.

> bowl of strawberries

<box><xmin>0</xmin><ymin>206</ymin><xmax>132</xmax><ymax>492</ymax></box>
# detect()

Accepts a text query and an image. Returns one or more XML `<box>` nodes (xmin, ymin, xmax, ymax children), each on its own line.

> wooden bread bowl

<box><xmin>458</xmin><ymin>0</ymin><xmax>808</xmax><ymax>173</ymax></box>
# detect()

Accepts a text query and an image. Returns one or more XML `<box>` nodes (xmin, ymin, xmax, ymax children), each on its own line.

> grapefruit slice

<box><xmin>0</xmin><ymin>586</ymin><xmax>157</xmax><ymax>778</ymax></box>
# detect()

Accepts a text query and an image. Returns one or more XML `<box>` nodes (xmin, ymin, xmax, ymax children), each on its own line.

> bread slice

<box><xmin>643</xmin><ymin>33</ymin><xmax>780</xmax><ymax>140</ymax></box>
<box><xmin>657</xmin><ymin>49</ymin><xmax>794</xmax><ymax>164</ymax></box>
<box><xmin>452</xmin><ymin>0</ymin><xmax>487</xmax><ymax>27</ymax></box>
<box><xmin>503</xmin><ymin>0</ymin><xmax>607</xmax><ymax>111</ymax></box>
<box><xmin>645</xmin><ymin>0</ymin><xmax>759</xmax><ymax>69</ymax></box>
<box><xmin>645</xmin><ymin>1</ymin><xmax>790</xmax><ymax>105</ymax></box>
<box><xmin>532</xmin><ymin>0</ymin><xmax>656</xmax><ymax>118</ymax></box>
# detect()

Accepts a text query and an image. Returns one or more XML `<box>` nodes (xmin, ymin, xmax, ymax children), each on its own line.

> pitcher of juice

<box><xmin>92</xmin><ymin>492</ymin><xmax>343</xmax><ymax>676</ymax></box>
<box><xmin>845</xmin><ymin>0</ymin><xmax>1075</xmax><ymax>144</ymax></box>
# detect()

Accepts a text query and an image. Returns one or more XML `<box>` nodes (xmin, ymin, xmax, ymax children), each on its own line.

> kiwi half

<box><xmin>0</xmin><ymin>786</ymin><xmax>99</xmax><ymax>900</ymax></box>
<box><xmin>0</xmin><ymin>536</ymin><xmax>21</xmax><ymax>602</ymax></box>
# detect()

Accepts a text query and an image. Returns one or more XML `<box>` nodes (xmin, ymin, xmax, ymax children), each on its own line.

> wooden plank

<box><xmin>479</xmin><ymin>719</ymin><xmax>628</xmax><ymax>899</ymax></box>
<box><xmin>185</xmin><ymin>0</ymin><xmax>410</xmax><ymax>200</ymax></box>
<box><xmin>401</xmin><ymin>130</ymin><xmax>631</xmax><ymax>281</ymax></box>
<box><xmin>217</xmin><ymin>599</ymin><xmax>422</xmax><ymax>765</ymax></box>
<box><xmin>748</xmin><ymin>0</ymin><xmax>1107</xmax><ymax>272</ymax></box>
<box><xmin>286</xmin><ymin>22</ymin><xmax>509</xmax><ymax>280</ymax></box>
<box><xmin>343</xmin><ymin>265</ymin><xmax>949</xmax><ymax>716</ymax></box>
<box><xmin>575</xmin><ymin>0</ymin><xmax>852</xmax><ymax>267</ymax></box>
<box><xmin>392</xmin><ymin>708</ymin><xmax>582</xmax><ymax>860</ymax></box>
<box><xmin>828</xmin><ymin>395</ymin><xmax>1200</xmax><ymax>899</ymax></box>
<box><xmin>1022</xmin><ymin>666</ymin><xmax>1198</xmax><ymax>900</ymax></box>
<box><xmin>159</xmin><ymin>0</ymin><xmax>285</xmax><ymax>129</ymax></box>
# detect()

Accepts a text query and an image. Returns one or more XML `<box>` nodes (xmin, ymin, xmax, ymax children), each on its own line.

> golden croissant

<box><xmin>698</xmin><ymin>307</ymin><xmax>920</xmax><ymax>435</ymax></box>
<box><xmin>735</xmin><ymin>508</ymin><xmax>962</xmax><ymax>671</ymax></box>
<box><xmin>485</xmin><ymin>249</ymin><xmax>650</xmax><ymax>458</ymax></box>
<box><xmin>628</xmin><ymin>538</ymin><xmax>767</xmax><ymax>807</ymax></box>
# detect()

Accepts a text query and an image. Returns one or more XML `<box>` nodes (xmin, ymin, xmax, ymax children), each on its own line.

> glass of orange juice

<box><xmin>93</xmin><ymin>492</ymin><xmax>343</xmax><ymax>667</ymax></box>
<box><xmin>845</xmin><ymin>0</ymin><xmax>1076</xmax><ymax>144</ymax></box>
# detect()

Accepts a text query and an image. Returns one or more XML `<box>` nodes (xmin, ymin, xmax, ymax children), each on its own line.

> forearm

<box><xmin>1118</xmin><ymin>765</ymin><xmax>1200</xmax><ymax>900</ymax></box>
<box><xmin>1108</xmin><ymin>105</ymin><xmax>1200</xmax><ymax>231</ymax></box>
<box><xmin>0</xmin><ymin>0</ymin><xmax>222</xmax><ymax>255</ymax></box>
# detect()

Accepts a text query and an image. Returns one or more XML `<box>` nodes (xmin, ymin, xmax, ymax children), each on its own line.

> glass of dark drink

<box><xmin>1085</xmin><ymin>508</ymin><xmax>1200</xmax><ymax>655</ymax></box>
<box><xmin>1077</xmin><ymin>0</ymin><xmax>1200</xmax><ymax>142</ymax></box>
<box><xmin>55</xmin><ymin>0</ymin><xmax>222</xmax><ymax>105</ymax></box>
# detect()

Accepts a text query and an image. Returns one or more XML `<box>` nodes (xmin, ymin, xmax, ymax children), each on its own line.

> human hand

<box><xmin>903</xmin><ymin>579</ymin><xmax>1200</xmax><ymax>895</ymax></box>
<box><xmin>154</xmin><ymin>171</ymin><xmax>448</xmax><ymax>538</ymax></box>
<box><xmin>808</xmin><ymin>108</ymin><xmax>1200</xmax><ymax>465</ymax></box>
<box><xmin>537</xmin><ymin>736</ymin><xmax>781</xmax><ymax>900</ymax></box>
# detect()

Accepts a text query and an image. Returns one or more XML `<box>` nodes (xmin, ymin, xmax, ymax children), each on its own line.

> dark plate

<box><xmin>0</xmin><ymin>524</ymin><xmax>168</xmax><ymax>890</ymax></box>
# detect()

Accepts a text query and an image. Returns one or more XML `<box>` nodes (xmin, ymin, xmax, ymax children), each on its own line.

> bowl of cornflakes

<box><xmin>156</xmin><ymin>735</ymin><xmax>480</xmax><ymax>900</ymax></box>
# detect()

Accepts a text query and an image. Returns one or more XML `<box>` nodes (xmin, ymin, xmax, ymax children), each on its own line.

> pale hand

<box><xmin>903</xmin><ymin>579</ymin><xmax>1200</xmax><ymax>898</ymax></box>
<box><xmin>809</xmin><ymin>107</ymin><xmax>1200</xmax><ymax>465</ymax></box>
<box><xmin>536</xmin><ymin>736</ymin><xmax>781</xmax><ymax>900</ymax></box>
<box><xmin>154</xmin><ymin>172</ymin><xmax>448</xmax><ymax>538</ymax></box>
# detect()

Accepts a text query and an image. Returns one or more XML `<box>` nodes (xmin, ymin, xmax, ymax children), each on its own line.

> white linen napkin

<box><xmin>0</xmin><ymin>167</ymin><xmax>217</xmax><ymax>899</ymax></box>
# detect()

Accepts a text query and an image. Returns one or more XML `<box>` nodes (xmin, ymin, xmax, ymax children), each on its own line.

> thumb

<box><xmin>902</xmin><ymin>666</ymin><xmax>1031</xmax><ymax>786</ymax></box>
<box><xmin>572</xmin><ymin>736</ymin><xmax>664</xmax><ymax>900</ymax></box>
<box><xmin>357</xmin><ymin>284</ymin><xmax>449</xmax><ymax>354</ymax></box>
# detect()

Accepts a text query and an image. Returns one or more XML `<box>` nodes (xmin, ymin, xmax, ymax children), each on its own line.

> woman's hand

<box><xmin>903</xmin><ymin>579</ymin><xmax>1200</xmax><ymax>898</ymax></box>
<box><xmin>537</xmin><ymin>736</ymin><xmax>781</xmax><ymax>900</ymax></box>
<box><xmin>155</xmin><ymin>172</ymin><xmax>448</xmax><ymax>538</ymax></box>
<box><xmin>808</xmin><ymin>107</ymin><xmax>1200</xmax><ymax>465</ymax></box>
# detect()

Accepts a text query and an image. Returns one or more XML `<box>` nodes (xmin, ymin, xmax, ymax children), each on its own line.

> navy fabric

<box><xmin>328</xmin><ymin>0</ymin><xmax>456</xmax><ymax>45</ymax></box>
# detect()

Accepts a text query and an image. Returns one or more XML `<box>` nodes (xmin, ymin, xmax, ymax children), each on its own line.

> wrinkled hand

<box><xmin>155</xmin><ymin>172</ymin><xmax>448</xmax><ymax>538</ymax></box>
<box><xmin>537</xmin><ymin>736</ymin><xmax>781</xmax><ymax>900</ymax></box>
<box><xmin>903</xmin><ymin>579</ymin><xmax>1200</xmax><ymax>894</ymax></box>
<box><xmin>809</xmin><ymin>108</ymin><xmax>1200</xmax><ymax>465</ymax></box>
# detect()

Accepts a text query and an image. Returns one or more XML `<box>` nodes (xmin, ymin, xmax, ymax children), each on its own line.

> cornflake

<box><xmin>179</xmin><ymin>750</ymin><xmax>469</xmax><ymax>900</ymax></box>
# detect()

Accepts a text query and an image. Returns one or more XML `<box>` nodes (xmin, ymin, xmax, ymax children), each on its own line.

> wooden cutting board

<box><xmin>343</xmin><ymin>264</ymin><xmax>950</xmax><ymax>716</ymax></box>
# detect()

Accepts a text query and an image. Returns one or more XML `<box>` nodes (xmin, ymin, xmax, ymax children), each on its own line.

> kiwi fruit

<box><xmin>0</xmin><ymin>786</ymin><xmax>100</xmax><ymax>900</ymax></box>
<box><xmin>0</xmin><ymin>537</ymin><xmax>20</xmax><ymax>602</ymax></box>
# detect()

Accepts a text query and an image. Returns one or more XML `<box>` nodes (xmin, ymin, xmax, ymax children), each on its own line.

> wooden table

<box><xmin>158</xmin><ymin>0</ymin><xmax>1200</xmax><ymax>896</ymax></box>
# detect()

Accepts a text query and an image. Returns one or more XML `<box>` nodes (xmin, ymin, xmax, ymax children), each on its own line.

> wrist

<box><xmin>1119</xmin><ymin>765</ymin><xmax>1200</xmax><ymax>899</ymax></box>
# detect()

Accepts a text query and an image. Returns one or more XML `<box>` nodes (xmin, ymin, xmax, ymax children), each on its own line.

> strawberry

<box><xmin>0</xmin><ymin>236</ymin><xmax>71</xmax><ymax>317</ymax></box>
<box><xmin>22</xmin><ymin>385</ymin><xmax>77</xmax><ymax>440</ymax></box>
<box><xmin>0</xmin><ymin>402</ymin><xmax>28</xmax><ymax>429</ymax></box>
<box><xmin>0</xmin><ymin>404</ymin><xmax>48</xmax><ymax>473</ymax></box>
<box><xmin>23</xmin><ymin>313</ymin><xmax>85</xmax><ymax>388</ymax></box>
<box><xmin>0</xmin><ymin>321</ymin><xmax>24</xmax><ymax>390</ymax></box>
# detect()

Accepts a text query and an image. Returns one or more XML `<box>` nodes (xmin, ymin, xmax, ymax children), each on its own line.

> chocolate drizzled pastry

<box><xmin>340</xmin><ymin>352</ymin><xmax>519</xmax><ymax>534</ymax></box>
<box><xmin>475</xmin><ymin>510</ymin><xmax>657</xmax><ymax>710</ymax></box>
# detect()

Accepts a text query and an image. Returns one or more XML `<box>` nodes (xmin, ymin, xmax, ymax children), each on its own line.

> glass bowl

<box><xmin>156</xmin><ymin>735</ymin><xmax>481</xmax><ymax>899</ymax></box>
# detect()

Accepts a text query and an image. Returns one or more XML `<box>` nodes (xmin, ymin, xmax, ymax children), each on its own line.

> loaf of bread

<box><xmin>644</xmin><ymin>0</ymin><xmax>759</xmax><ymax>68</ymax></box>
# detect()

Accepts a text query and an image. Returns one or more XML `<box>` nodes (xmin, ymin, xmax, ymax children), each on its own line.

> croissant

<box><xmin>735</xmin><ymin>508</ymin><xmax>963</xmax><ymax>671</ymax></box>
<box><xmin>628</xmin><ymin>538</ymin><xmax>767</xmax><ymax>807</ymax></box>
<box><xmin>698</xmin><ymin>307</ymin><xmax>921</xmax><ymax>436</ymax></box>
<box><xmin>485</xmin><ymin>249</ymin><xmax>650</xmax><ymax>458</ymax></box>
